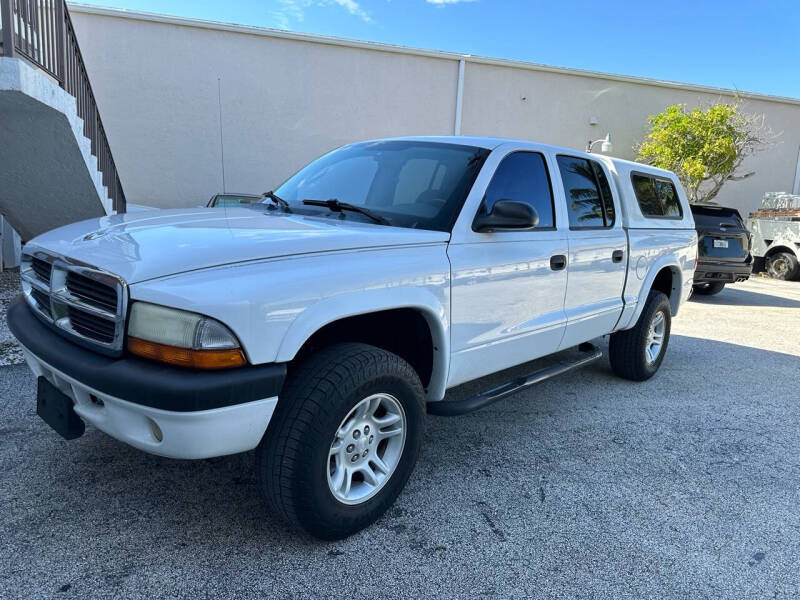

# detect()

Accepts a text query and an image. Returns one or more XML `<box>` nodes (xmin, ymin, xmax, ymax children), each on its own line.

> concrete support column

<box><xmin>0</xmin><ymin>215</ymin><xmax>22</xmax><ymax>271</ymax></box>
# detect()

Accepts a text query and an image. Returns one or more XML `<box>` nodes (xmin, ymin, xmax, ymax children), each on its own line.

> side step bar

<box><xmin>427</xmin><ymin>344</ymin><xmax>603</xmax><ymax>416</ymax></box>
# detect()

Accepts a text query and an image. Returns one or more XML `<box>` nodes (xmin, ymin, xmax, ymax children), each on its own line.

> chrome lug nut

<box><xmin>369</xmin><ymin>435</ymin><xmax>374</xmax><ymax>444</ymax></box>
<box><xmin>353</xmin><ymin>430</ymin><xmax>361</xmax><ymax>439</ymax></box>
<box><xmin>346</xmin><ymin>444</ymin><xmax>355</xmax><ymax>453</ymax></box>
<box><xmin>364</xmin><ymin>425</ymin><xmax>370</xmax><ymax>434</ymax></box>
<box><xmin>363</xmin><ymin>450</ymin><xmax>369</xmax><ymax>457</ymax></box>
<box><xmin>351</xmin><ymin>454</ymin><xmax>359</xmax><ymax>462</ymax></box>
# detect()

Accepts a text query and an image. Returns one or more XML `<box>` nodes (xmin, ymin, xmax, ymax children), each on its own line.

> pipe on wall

<box><xmin>454</xmin><ymin>58</ymin><xmax>465</xmax><ymax>136</ymax></box>
<box><xmin>793</xmin><ymin>144</ymin><xmax>800</xmax><ymax>195</ymax></box>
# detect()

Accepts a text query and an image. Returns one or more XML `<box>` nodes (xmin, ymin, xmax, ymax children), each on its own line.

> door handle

<box><xmin>612</xmin><ymin>250</ymin><xmax>624</xmax><ymax>263</ymax></box>
<box><xmin>550</xmin><ymin>254</ymin><xmax>567</xmax><ymax>271</ymax></box>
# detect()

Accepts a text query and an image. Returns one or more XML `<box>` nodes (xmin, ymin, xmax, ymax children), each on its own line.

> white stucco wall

<box><xmin>69</xmin><ymin>5</ymin><xmax>800</xmax><ymax>217</ymax></box>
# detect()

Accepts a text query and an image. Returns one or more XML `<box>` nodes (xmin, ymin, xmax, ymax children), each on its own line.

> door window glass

<box><xmin>592</xmin><ymin>161</ymin><xmax>615</xmax><ymax>226</ymax></box>
<box><xmin>557</xmin><ymin>155</ymin><xmax>605</xmax><ymax>228</ymax></box>
<box><xmin>484</xmin><ymin>152</ymin><xmax>555</xmax><ymax>228</ymax></box>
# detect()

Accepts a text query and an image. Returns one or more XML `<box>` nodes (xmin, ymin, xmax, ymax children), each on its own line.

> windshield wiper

<box><xmin>302</xmin><ymin>198</ymin><xmax>389</xmax><ymax>225</ymax></box>
<box><xmin>262</xmin><ymin>190</ymin><xmax>291</xmax><ymax>211</ymax></box>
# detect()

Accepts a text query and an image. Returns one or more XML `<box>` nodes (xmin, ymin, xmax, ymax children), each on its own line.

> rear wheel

<box><xmin>256</xmin><ymin>343</ymin><xmax>425</xmax><ymax>540</ymax></box>
<box><xmin>609</xmin><ymin>290</ymin><xmax>671</xmax><ymax>381</ymax></box>
<box><xmin>766</xmin><ymin>252</ymin><xmax>799</xmax><ymax>281</ymax></box>
<box><xmin>692</xmin><ymin>282</ymin><xmax>726</xmax><ymax>296</ymax></box>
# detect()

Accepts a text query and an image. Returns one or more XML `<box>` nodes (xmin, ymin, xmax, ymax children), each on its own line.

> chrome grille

<box><xmin>67</xmin><ymin>306</ymin><xmax>117</xmax><ymax>343</ymax></box>
<box><xmin>31</xmin><ymin>257</ymin><xmax>52</xmax><ymax>284</ymax></box>
<box><xmin>66</xmin><ymin>271</ymin><xmax>118</xmax><ymax>312</ymax></box>
<box><xmin>30</xmin><ymin>288</ymin><xmax>52</xmax><ymax>318</ymax></box>
<box><xmin>20</xmin><ymin>249</ymin><xmax>127</xmax><ymax>354</ymax></box>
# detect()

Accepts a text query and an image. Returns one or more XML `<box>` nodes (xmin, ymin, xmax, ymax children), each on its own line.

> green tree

<box><xmin>636</xmin><ymin>102</ymin><xmax>771</xmax><ymax>203</ymax></box>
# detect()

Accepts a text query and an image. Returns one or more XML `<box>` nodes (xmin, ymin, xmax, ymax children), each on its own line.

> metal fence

<box><xmin>1</xmin><ymin>0</ymin><xmax>126</xmax><ymax>212</ymax></box>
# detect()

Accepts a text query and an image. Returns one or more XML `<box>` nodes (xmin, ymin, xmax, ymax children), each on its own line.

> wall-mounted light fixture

<box><xmin>587</xmin><ymin>133</ymin><xmax>612</xmax><ymax>153</ymax></box>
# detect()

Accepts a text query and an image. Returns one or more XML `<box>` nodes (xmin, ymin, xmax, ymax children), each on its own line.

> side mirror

<box><xmin>473</xmin><ymin>199</ymin><xmax>539</xmax><ymax>232</ymax></box>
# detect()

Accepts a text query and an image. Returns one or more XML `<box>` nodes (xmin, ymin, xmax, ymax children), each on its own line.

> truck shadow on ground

<box><xmin>689</xmin><ymin>285</ymin><xmax>800</xmax><ymax>308</ymax></box>
<box><xmin>5</xmin><ymin>332</ymin><xmax>798</xmax><ymax>562</ymax></box>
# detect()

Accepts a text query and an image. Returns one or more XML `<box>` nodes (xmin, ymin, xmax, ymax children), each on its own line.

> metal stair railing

<box><xmin>1</xmin><ymin>0</ymin><xmax>126</xmax><ymax>212</ymax></box>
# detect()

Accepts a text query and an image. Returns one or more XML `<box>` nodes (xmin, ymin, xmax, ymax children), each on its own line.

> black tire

<box><xmin>256</xmin><ymin>343</ymin><xmax>425</xmax><ymax>540</ymax></box>
<box><xmin>609</xmin><ymin>290</ymin><xmax>671</xmax><ymax>381</ymax></box>
<box><xmin>766</xmin><ymin>252</ymin><xmax>800</xmax><ymax>281</ymax></box>
<box><xmin>692</xmin><ymin>282</ymin><xmax>726</xmax><ymax>296</ymax></box>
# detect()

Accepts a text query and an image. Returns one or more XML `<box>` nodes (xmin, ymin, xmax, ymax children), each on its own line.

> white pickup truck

<box><xmin>9</xmin><ymin>137</ymin><xmax>696</xmax><ymax>539</ymax></box>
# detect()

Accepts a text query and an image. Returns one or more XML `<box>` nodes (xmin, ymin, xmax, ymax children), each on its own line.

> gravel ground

<box><xmin>0</xmin><ymin>269</ymin><xmax>24</xmax><ymax>366</ymax></box>
<box><xmin>1</xmin><ymin>278</ymin><xmax>798</xmax><ymax>599</ymax></box>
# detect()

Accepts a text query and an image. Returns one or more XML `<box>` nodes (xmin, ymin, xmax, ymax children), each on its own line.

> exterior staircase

<box><xmin>0</xmin><ymin>0</ymin><xmax>126</xmax><ymax>242</ymax></box>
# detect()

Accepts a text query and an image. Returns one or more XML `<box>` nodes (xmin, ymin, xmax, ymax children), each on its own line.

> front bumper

<box><xmin>694</xmin><ymin>258</ymin><xmax>753</xmax><ymax>284</ymax></box>
<box><xmin>8</xmin><ymin>296</ymin><xmax>286</xmax><ymax>459</ymax></box>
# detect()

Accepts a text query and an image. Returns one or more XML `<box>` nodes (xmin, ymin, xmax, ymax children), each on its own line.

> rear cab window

<box><xmin>556</xmin><ymin>155</ymin><xmax>616</xmax><ymax>229</ymax></box>
<box><xmin>631</xmin><ymin>173</ymin><xmax>683</xmax><ymax>219</ymax></box>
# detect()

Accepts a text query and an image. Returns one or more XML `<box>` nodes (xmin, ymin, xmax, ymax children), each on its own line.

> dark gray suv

<box><xmin>690</xmin><ymin>203</ymin><xmax>753</xmax><ymax>296</ymax></box>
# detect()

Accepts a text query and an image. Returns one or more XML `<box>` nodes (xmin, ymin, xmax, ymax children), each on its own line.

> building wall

<box><xmin>70</xmin><ymin>6</ymin><xmax>800</xmax><ymax>217</ymax></box>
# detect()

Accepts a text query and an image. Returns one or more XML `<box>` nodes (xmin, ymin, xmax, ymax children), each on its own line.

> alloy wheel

<box><xmin>645</xmin><ymin>311</ymin><xmax>666</xmax><ymax>364</ymax></box>
<box><xmin>327</xmin><ymin>393</ymin><xmax>406</xmax><ymax>505</ymax></box>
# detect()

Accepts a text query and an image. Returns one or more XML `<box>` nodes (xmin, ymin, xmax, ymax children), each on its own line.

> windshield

<box><xmin>209</xmin><ymin>194</ymin><xmax>261</xmax><ymax>207</ymax></box>
<box><xmin>273</xmin><ymin>140</ymin><xmax>490</xmax><ymax>231</ymax></box>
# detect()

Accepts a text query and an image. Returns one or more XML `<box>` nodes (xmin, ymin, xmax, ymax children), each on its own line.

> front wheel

<box><xmin>609</xmin><ymin>290</ymin><xmax>671</xmax><ymax>381</ymax></box>
<box><xmin>256</xmin><ymin>343</ymin><xmax>425</xmax><ymax>539</ymax></box>
<box><xmin>692</xmin><ymin>282</ymin><xmax>726</xmax><ymax>296</ymax></box>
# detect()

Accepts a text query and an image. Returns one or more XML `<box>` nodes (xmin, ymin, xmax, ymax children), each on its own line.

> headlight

<box><xmin>127</xmin><ymin>302</ymin><xmax>246</xmax><ymax>369</ymax></box>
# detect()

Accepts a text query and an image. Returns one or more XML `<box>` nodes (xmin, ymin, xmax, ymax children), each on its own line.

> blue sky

<box><xmin>75</xmin><ymin>0</ymin><xmax>800</xmax><ymax>99</ymax></box>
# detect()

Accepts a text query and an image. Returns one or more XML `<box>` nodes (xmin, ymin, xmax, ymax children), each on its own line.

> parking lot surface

<box><xmin>1</xmin><ymin>277</ymin><xmax>798</xmax><ymax>599</ymax></box>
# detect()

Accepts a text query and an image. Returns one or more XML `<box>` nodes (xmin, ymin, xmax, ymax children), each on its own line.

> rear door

<box><xmin>554</xmin><ymin>154</ymin><xmax>628</xmax><ymax>349</ymax></box>
<box><xmin>690</xmin><ymin>204</ymin><xmax>751</xmax><ymax>263</ymax></box>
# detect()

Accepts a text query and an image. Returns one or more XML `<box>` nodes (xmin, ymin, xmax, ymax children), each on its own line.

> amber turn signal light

<box><xmin>128</xmin><ymin>337</ymin><xmax>247</xmax><ymax>369</ymax></box>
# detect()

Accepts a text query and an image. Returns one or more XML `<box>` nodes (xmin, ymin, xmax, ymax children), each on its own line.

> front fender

<box><xmin>276</xmin><ymin>287</ymin><xmax>450</xmax><ymax>400</ymax></box>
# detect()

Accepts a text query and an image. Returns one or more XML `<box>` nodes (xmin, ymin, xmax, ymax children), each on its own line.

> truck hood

<box><xmin>28</xmin><ymin>207</ymin><xmax>450</xmax><ymax>283</ymax></box>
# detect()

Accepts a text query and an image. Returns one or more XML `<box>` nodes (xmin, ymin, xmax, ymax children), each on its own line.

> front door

<box><xmin>447</xmin><ymin>150</ymin><xmax>569</xmax><ymax>387</ymax></box>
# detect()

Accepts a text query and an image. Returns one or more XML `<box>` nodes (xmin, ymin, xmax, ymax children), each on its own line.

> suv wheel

<box><xmin>692</xmin><ymin>282</ymin><xmax>726</xmax><ymax>296</ymax></box>
<box><xmin>256</xmin><ymin>343</ymin><xmax>425</xmax><ymax>540</ymax></box>
<box><xmin>609</xmin><ymin>290</ymin><xmax>671</xmax><ymax>381</ymax></box>
<box><xmin>766</xmin><ymin>252</ymin><xmax>800</xmax><ymax>281</ymax></box>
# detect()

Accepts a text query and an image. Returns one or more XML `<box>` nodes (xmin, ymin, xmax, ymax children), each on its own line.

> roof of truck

<box><xmin>382</xmin><ymin>135</ymin><xmax>578</xmax><ymax>152</ymax></box>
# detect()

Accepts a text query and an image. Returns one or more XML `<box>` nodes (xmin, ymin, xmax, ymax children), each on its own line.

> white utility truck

<box><xmin>9</xmin><ymin>137</ymin><xmax>696</xmax><ymax>538</ymax></box>
<box><xmin>748</xmin><ymin>192</ymin><xmax>800</xmax><ymax>280</ymax></box>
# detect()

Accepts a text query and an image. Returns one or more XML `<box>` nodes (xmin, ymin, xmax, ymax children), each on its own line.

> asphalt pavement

<box><xmin>1</xmin><ymin>277</ymin><xmax>798</xmax><ymax>599</ymax></box>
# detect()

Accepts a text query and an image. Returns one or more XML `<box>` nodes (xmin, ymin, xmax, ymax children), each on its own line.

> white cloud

<box><xmin>330</xmin><ymin>0</ymin><xmax>373</xmax><ymax>23</ymax></box>
<box><xmin>272</xmin><ymin>0</ymin><xmax>305</xmax><ymax>29</ymax></box>
<box><xmin>272</xmin><ymin>0</ymin><xmax>372</xmax><ymax>29</ymax></box>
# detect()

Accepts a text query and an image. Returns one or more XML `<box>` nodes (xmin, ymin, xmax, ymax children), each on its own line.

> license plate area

<box><xmin>713</xmin><ymin>239</ymin><xmax>729</xmax><ymax>248</ymax></box>
<box><xmin>37</xmin><ymin>377</ymin><xmax>85</xmax><ymax>440</ymax></box>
